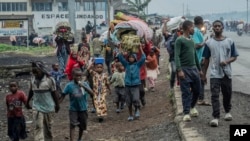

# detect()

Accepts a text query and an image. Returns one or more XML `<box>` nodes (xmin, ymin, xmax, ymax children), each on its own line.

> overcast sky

<box><xmin>147</xmin><ymin>0</ymin><xmax>247</xmax><ymax>16</ymax></box>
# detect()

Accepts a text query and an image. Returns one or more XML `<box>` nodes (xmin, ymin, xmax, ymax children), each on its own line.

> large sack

<box><xmin>121</xmin><ymin>35</ymin><xmax>140</xmax><ymax>53</ymax></box>
<box><xmin>128</xmin><ymin>20</ymin><xmax>153</xmax><ymax>40</ymax></box>
<box><xmin>55</xmin><ymin>21</ymin><xmax>74</xmax><ymax>41</ymax></box>
<box><xmin>166</xmin><ymin>16</ymin><xmax>185</xmax><ymax>32</ymax></box>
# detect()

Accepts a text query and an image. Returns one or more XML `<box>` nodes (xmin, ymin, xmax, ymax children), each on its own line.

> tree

<box><xmin>126</xmin><ymin>0</ymin><xmax>151</xmax><ymax>18</ymax></box>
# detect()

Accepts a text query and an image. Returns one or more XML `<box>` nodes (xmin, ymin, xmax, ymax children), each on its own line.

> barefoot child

<box><xmin>59</xmin><ymin>68</ymin><xmax>93</xmax><ymax>141</ymax></box>
<box><xmin>5</xmin><ymin>80</ymin><xmax>28</xmax><ymax>141</ymax></box>
<box><xmin>110</xmin><ymin>62</ymin><xmax>125</xmax><ymax>113</ymax></box>
<box><xmin>118</xmin><ymin>46</ymin><xmax>146</xmax><ymax>121</ymax></box>
<box><xmin>87</xmin><ymin>58</ymin><xmax>111</xmax><ymax>122</ymax></box>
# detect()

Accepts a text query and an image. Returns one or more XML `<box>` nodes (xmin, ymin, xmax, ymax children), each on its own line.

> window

<box><xmin>58</xmin><ymin>2</ymin><xmax>68</xmax><ymax>11</ymax></box>
<box><xmin>83</xmin><ymin>2</ymin><xmax>93</xmax><ymax>11</ymax></box>
<box><xmin>96</xmin><ymin>2</ymin><xmax>105</xmax><ymax>11</ymax></box>
<box><xmin>2</xmin><ymin>3</ymin><xmax>7</xmax><ymax>11</ymax></box>
<box><xmin>75</xmin><ymin>2</ymin><xmax>80</xmax><ymax>11</ymax></box>
<box><xmin>0</xmin><ymin>2</ymin><xmax>27</xmax><ymax>12</ymax></box>
<box><xmin>32</xmin><ymin>2</ymin><xmax>52</xmax><ymax>11</ymax></box>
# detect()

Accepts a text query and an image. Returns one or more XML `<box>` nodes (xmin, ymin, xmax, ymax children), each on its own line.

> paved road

<box><xmin>205</xmin><ymin>31</ymin><xmax>250</xmax><ymax>95</ymax></box>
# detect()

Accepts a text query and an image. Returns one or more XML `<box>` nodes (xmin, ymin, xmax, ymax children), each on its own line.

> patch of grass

<box><xmin>0</xmin><ymin>44</ymin><xmax>55</xmax><ymax>56</ymax></box>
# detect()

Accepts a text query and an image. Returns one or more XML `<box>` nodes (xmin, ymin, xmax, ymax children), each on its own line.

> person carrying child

<box><xmin>59</xmin><ymin>68</ymin><xmax>93</xmax><ymax>141</ymax></box>
<box><xmin>110</xmin><ymin>62</ymin><xmax>126</xmax><ymax>113</ymax></box>
<box><xmin>118</xmin><ymin>45</ymin><xmax>146</xmax><ymax>121</ymax></box>
<box><xmin>87</xmin><ymin>58</ymin><xmax>111</xmax><ymax>122</ymax></box>
<box><xmin>145</xmin><ymin>47</ymin><xmax>160</xmax><ymax>92</ymax></box>
<box><xmin>5</xmin><ymin>80</ymin><xmax>28</xmax><ymax>141</ymax></box>
<box><xmin>78</xmin><ymin>36</ymin><xmax>90</xmax><ymax>70</ymax></box>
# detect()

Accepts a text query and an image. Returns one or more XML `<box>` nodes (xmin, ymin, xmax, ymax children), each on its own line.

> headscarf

<box><xmin>30</xmin><ymin>61</ymin><xmax>50</xmax><ymax>76</ymax></box>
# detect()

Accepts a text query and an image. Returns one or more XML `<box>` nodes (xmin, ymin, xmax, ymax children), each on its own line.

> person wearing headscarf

<box><xmin>26</xmin><ymin>61</ymin><xmax>60</xmax><ymax>141</ymax></box>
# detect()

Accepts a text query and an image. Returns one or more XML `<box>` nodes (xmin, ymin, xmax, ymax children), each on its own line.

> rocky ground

<box><xmin>0</xmin><ymin>50</ymin><xmax>181</xmax><ymax>141</ymax></box>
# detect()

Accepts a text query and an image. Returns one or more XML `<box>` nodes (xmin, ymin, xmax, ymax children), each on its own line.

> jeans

<box><xmin>198</xmin><ymin>80</ymin><xmax>205</xmax><ymax>100</ymax></box>
<box><xmin>180</xmin><ymin>67</ymin><xmax>201</xmax><ymax>114</ymax></box>
<box><xmin>105</xmin><ymin>59</ymin><xmax>112</xmax><ymax>76</ymax></box>
<box><xmin>57</xmin><ymin>48</ymin><xmax>68</xmax><ymax>72</ymax></box>
<box><xmin>169</xmin><ymin>60</ymin><xmax>176</xmax><ymax>88</ymax></box>
<box><xmin>210</xmin><ymin>76</ymin><xmax>232</xmax><ymax>118</ymax></box>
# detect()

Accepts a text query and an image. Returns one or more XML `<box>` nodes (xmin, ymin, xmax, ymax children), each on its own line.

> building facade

<box><xmin>0</xmin><ymin>0</ymin><xmax>108</xmax><ymax>37</ymax></box>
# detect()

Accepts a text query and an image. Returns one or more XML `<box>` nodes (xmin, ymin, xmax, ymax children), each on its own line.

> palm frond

<box><xmin>126</xmin><ymin>0</ymin><xmax>137</xmax><ymax>7</ymax></box>
<box><xmin>140</xmin><ymin>0</ymin><xmax>152</xmax><ymax>9</ymax></box>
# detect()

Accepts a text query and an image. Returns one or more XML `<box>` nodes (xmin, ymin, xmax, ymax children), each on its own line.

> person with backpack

<box><xmin>165</xmin><ymin>23</ymin><xmax>183</xmax><ymax>90</ymax></box>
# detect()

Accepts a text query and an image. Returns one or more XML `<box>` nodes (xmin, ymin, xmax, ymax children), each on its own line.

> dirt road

<box><xmin>0</xmin><ymin>50</ymin><xmax>181</xmax><ymax>141</ymax></box>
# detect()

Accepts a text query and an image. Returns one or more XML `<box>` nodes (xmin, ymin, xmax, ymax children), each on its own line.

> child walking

<box><xmin>50</xmin><ymin>63</ymin><xmax>64</xmax><ymax>94</ymax></box>
<box><xmin>145</xmin><ymin>47</ymin><xmax>160</xmax><ymax>92</ymax></box>
<box><xmin>87</xmin><ymin>59</ymin><xmax>111</xmax><ymax>122</ymax></box>
<box><xmin>59</xmin><ymin>68</ymin><xmax>93</xmax><ymax>141</ymax></box>
<box><xmin>110</xmin><ymin>62</ymin><xmax>126</xmax><ymax>113</ymax></box>
<box><xmin>5</xmin><ymin>80</ymin><xmax>28</xmax><ymax>141</ymax></box>
<box><xmin>118</xmin><ymin>46</ymin><xmax>146</xmax><ymax>121</ymax></box>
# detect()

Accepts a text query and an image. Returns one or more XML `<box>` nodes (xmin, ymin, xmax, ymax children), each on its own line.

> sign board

<box><xmin>0</xmin><ymin>20</ymin><xmax>28</xmax><ymax>37</ymax></box>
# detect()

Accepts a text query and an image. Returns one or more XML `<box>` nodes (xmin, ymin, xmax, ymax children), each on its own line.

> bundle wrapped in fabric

<box><xmin>165</xmin><ymin>16</ymin><xmax>185</xmax><ymax>32</ymax></box>
<box><xmin>55</xmin><ymin>21</ymin><xmax>74</xmax><ymax>41</ymax></box>
<box><xmin>121</xmin><ymin>35</ymin><xmax>141</xmax><ymax>53</ymax></box>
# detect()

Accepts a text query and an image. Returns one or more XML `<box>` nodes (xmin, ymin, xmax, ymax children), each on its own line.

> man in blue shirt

<box><xmin>192</xmin><ymin>16</ymin><xmax>210</xmax><ymax>105</ymax></box>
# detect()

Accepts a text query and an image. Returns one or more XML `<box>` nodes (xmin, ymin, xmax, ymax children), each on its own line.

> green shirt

<box><xmin>174</xmin><ymin>36</ymin><xmax>201</xmax><ymax>71</ymax></box>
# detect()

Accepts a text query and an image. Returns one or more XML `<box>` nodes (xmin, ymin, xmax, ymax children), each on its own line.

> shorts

<box><xmin>8</xmin><ymin>116</ymin><xmax>27</xmax><ymax>140</ymax></box>
<box><xmin>69</xmin><ymin>110</ymin><xmax>88</xmax><ymax>130</ymax></box>
<box><xmin>125</xmin><ymin>85</ymin><xmax>140</xmax><ymax>108</ymax></box>
<box><xmin>114</xmin><ymin>86</ymin><xmax>125</xmax><ymax>103</ymax></box>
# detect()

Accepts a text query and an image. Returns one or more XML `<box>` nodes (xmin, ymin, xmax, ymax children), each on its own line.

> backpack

<box><xmin>165</xmin><ymin>35</ymin><xmax>174</xmax><ymax>55</ymax></box>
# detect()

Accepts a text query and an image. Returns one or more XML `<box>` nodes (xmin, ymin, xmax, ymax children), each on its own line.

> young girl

<box><xmin>5</xmin><ymin>80</ymin><xmax>28</xmax><ymax>141</ymax></box>
<box><xmin>87</xmin><ymin>59</ymin><xmax>111</xmax><ymax>122</ymax></box>
<box><xmin>146</xmin><ymin>47</ymin><xmax>160</xmax><ymax>92</ymax></box>
<box><xmin>65</xmin><ymin>50</ymin><xmax>85</xmax><ymax>80</ymax></box>
<box><xmin>110</xmin><ymin>62</ymin><xmax>125</xmax><ymax>113</ymax></box>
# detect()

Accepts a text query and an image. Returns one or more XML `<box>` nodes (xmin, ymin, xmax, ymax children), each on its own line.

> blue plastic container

<box><xmin>94</xmin><ymin>57</ymin><xmax>104</xmax><ymax>64</ymax></box>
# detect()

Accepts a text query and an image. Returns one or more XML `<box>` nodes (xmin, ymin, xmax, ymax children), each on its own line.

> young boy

<box><xmin>6</xmin><ymin>80</ymin><xmax>28</xmax><ymax>141</ymax></box>
<box><xmin>59</xmin><ymin>68</ymin><xmax>93</xmax><ymax>141</ymax></box>
<box><xmin>50</xmin><ymin>63</ymin><xmax>64</xmax><ymax>94</ymax></box>
<box><xmin>110</xmin><ymin>62</ymin><xmax>126</xmax><ymax>113</ymax></box>
<box><xmin>174</xmin><ymin>20</ymin><xmax>202</xmax><ymax>122</ymax></box>
<box><xmin>118</xmin><ymin>45</ymin><xmax>146</xmax><ymax>121</ymax></box>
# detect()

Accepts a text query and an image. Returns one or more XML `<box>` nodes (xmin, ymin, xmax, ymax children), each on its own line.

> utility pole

<box><xmin>68</xmin><ymin>0</ymin><xmax>76</xmax><ymax>34</ymax></box>
<box><xmin>93</xmin><ymin>0</ymin><xmax>97</xmax><ymax>31</ymax></box>
<box><xmin>183</xmin><ymin>3</ymin><xmax>184</xmax><ymax>16</ymax></box>
<box><xmin>247</xmin><ymin>0</ymin><xmax>249</xmax><ymax>24</ymax></box>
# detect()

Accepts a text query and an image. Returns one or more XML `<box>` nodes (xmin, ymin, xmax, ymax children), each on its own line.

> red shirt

<box><xmin>137</xmin><ymin>41</ymin><xmax>152</xmax><ymax>80</ymax></box>
<box><xmin>6</xmin><ymin>90</ymin><xmax>27</xmax><ymax>117</ymax></box>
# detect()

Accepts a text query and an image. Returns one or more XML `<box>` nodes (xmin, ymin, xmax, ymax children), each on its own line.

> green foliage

<box><xmin>126</xmin><ymin>0</ymin><xmax>151</xmax><ymax>18</ymax></box>
<box><xmin>0</xmin><ymin>44</ymin><xmax>55</xmax><ymax>56</ymax></box>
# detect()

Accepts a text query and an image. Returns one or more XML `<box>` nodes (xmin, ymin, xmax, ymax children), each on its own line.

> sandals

<box><xmin>197</xmin><ymin>100</ymin><xmax>211</xmax><ymax>106</ymax></box>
